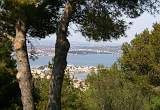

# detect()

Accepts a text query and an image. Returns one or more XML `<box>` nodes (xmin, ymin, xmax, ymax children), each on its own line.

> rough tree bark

<box><xmin>48</xmin><ymin>2</ymin><xmax>76</xmax><ymax>110</ymax></box>
<box><xmin>14</xmin><ymin>20</ymin><xmax>34</xmax><ymax>110</ymax></box>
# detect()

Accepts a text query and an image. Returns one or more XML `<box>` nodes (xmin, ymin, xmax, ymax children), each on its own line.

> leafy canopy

<box><xmin>120</xmin><ymin>23</ymin><xmax>160</xmax><ymax>86</ymax></box>
<box><xmin>1</xmin><ymin>0</ymin><xmax>159</xmax><ymax>41</ymax></box>
<box><xmin>0</xmin><ymin>0</ymin><xmax>61</xmax><ymax>38</ymax></box>
<box><xmin>71</xmin><ymin>0</ymin><xmax>159</xmax><ymax>41</ymax></box>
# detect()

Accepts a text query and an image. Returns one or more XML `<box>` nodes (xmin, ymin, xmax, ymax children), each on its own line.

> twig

<box><xmin>3</xmin><ymin>33</ymin><xmax>14</xmax><ymax>42</ymax></box>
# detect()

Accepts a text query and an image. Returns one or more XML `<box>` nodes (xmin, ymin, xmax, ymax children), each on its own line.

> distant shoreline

<box><xmin>28</xmin><ymin>46</ymin><xmax>122</xmax><ymax>57</ymax></box>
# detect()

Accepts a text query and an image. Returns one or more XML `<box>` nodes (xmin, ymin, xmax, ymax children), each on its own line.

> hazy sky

<box><xmin>31</xmin><ymin>12</ymin><xmax>160</xmax><ymax>46</ymax></box>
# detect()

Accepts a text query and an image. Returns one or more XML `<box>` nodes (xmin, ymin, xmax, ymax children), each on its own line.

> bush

<box><xmin>84</xmin><ymin>65</ymin><xmax>150</xmax><ymax>110</ymax></box>
<box><xmin>33</xmin><ymin>73</ymin><xmax>86</xmax><ymax>110</ymax></box>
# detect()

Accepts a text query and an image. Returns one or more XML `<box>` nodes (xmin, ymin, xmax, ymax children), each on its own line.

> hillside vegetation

<box><xmin>1</xmin><ymin>23</ymin><xmax>160</xmax><ymax>110</ymax></box>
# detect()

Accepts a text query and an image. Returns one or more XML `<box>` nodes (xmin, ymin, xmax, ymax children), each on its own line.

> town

<box><xmin>31</xmin><ymin>65</ymin><xmax>98</xmax><ymax>90</ymax></box>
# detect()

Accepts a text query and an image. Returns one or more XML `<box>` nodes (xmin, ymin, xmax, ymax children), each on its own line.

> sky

<box><xmin>31</xmin><ymin>12</ymin><xmax>160</xmax><ymax>47</ymax></box>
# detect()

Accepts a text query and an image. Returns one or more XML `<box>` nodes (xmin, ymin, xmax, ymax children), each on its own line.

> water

<box><xmin>30</xmin><ymin>53</ymin><xmax>120</xmax><ymax>68</ymax></box>
<box><xmin>29</xmin><ymin>53</ymin><xmax>120</xmax><ymax>80</ymax></box>
<box><xmin>73</xmin><ymin>72</ymin><xmax>89</xmax><ymax>80</ymax></box>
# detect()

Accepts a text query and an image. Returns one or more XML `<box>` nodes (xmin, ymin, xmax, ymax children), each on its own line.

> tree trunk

<box><xmin>14</xmin><ymin>20</ymin><xmax>34</xmax><ymax>110</ymax></box>
<box><xmin>48</xmin><ymin>2</ymin><xmax>75</xmax><ymax>110</ymax></box>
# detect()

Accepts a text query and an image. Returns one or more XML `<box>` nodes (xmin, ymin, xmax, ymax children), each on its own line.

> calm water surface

<box><xmin>30</xmin><ymin>54</ymin><xmax>120</xmax><ymax>68</ymax></box>
<box><xmin>30</xmin><ymin>54</ymin><xmax>120</xmax><ymax>80</ymax></box>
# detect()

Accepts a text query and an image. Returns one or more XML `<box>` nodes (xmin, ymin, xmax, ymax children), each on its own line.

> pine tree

<box><xmin>48</xmin><ymin>0</ymin><xmax>160</xmax><ymax>110</ymax></box>
<box><xmin>0</xmin><ymin>0</ymin><xmax>60</xmax><ymax>109</ymax></box>
<box><xmin>120</xmin><ymin>23</ymin><xmax>160</xmax><ymax>87</ymax></box>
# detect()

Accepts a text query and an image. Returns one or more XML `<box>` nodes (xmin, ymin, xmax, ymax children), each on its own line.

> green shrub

<box><xmin>84</xmin><ymin>66</ymin><xmax>147</xmax><ymax>110</ymax></box>
<box><xmin>33</xmin><ymin>74</ymin><xmax>86</xmax><ymax>110</ymax></box>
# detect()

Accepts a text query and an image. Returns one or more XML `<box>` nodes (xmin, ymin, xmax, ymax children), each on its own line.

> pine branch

<box><xmin>3</xmin><ymin>33</ymin><xmax>14</xmax><ymax>42</ymax></box>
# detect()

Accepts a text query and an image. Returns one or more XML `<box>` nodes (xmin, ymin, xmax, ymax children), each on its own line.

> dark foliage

<box><xmin>0</xmin><ymin>0</ymin><xmax>62</xmax><ymax>38</ymax></box>
<box><xmin>0</xmin><ymin>37</ymin><xmax>21</xmax><ymax>109</ymax></box>
<box><xmin>72</xmin><ymin>0</ymin><xmax>159</xmax><ymax>41</ymax></box>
